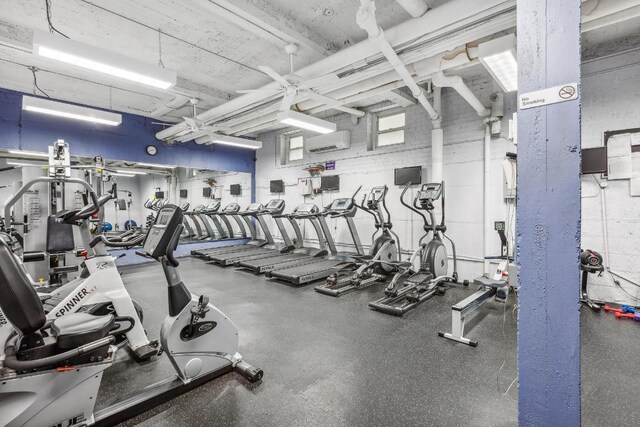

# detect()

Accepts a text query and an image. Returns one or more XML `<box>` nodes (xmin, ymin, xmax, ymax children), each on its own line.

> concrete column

<box><xmin>517</xmin><ymin>0</ymin><xmax>582</xmax><ymax>425</ymax></box>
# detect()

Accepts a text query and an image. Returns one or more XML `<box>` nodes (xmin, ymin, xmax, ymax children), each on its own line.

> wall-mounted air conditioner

<box><xmin>305</xmin><ymin>130</ymin><xmax>350</xmax><ymax>153</ymax></box>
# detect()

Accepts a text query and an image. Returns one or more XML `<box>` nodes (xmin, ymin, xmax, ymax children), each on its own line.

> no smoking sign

<box><xmin>519</xmin><ymin>83</ymin><xmax>579</xmax><ymax>110</ymax></box>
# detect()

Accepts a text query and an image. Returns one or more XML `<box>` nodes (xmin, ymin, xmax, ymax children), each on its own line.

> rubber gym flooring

<box><xmin>98</xmin><ymin>257</ymin><xmax>638</xmax><ymax>426</ymax></box>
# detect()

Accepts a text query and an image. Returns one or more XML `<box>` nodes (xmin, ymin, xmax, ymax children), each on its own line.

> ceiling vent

<box><xmin>305</xmin><ymin>130</ymin><xmax>351</xmax><ymax>153</ymax></box>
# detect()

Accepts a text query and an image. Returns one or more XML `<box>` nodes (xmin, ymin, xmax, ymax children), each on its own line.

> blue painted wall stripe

<box><xmin>0</xmin><ymin>88</ymin><xmax>255</xmax><ymax>175</ymax></box>
<box><xmin>517</xmin><ymin>0</ymin><xmax>582</xmax><ymax>425</ymax></box>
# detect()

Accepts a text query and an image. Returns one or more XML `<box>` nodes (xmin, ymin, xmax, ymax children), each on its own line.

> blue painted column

<box><xmin>517</xmin><ymin>0</ymin><xmax>582</xmax><ymax>426</ymax></box>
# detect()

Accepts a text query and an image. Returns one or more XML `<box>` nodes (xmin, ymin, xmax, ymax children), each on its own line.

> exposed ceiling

<box><xmin>0</xmin><ymin>0</ymin><xmax>427</xmax><ymax>124</ymax></box>
<box><xmin>0</xmin><ymin>0</ymin><xmax>639</xmax><ymax>140</ymax></box>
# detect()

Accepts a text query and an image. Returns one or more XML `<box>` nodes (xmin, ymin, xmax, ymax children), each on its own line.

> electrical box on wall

<box><xmin>306</xmin><ymin>130</ymin><xmax>350</xmax><ymax>153</ymax></box>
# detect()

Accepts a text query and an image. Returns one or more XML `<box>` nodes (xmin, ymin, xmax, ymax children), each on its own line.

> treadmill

<box><xmin>266</xmin><ymin>198</ymin><xmax>364</xmax><ymax>285</ymax></box>
<box><xmin>198</xmin><ymin>201</ymin><xmax>222</xmax><ymax>240</ymax></box>
<box><xmin>207</xmin><ymin>199</ymin><xmax>294</xmax><ymax>266</ymax></box>
<box><xmin>237</xmin><ymin>203</ymin><xmax>330</xmax><ymax>274</ymax></box>
<box><xmin>184</xmin><ymin>205</ymin><xmax>207</xmax><ymax>239</ymax></box>
<box><xmin>190</xmin><ymin>202</ymin><xmax>265</xmax><ymax>258</ymax></box>
<box><xmin>215</xmin><ymin>203</ymin><xmax>243</xmax><ymax>238</ymax></box>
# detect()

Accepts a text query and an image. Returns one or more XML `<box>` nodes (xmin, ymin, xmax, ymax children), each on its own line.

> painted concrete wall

<box><xmin>255</xmin><ymin>72</ymin><xmax>516</xmax><ymax>281</ymax></box>
<box><xmin>516</xmin><ymin>0</ymin><xmax>582</xmax><ymax>424</ymax></box>
<box><xmin>581</xmin><ymin>49</ymin><xmax>640</xmax><ymax>304</ymax></box>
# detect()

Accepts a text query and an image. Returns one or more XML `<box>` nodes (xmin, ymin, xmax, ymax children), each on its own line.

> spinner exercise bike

<box><xmin>0</xmin><ymin>203</ymin><xmax>262</xmax><ymax>426</ymax></box>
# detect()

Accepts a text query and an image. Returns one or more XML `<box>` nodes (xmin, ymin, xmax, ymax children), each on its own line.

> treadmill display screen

<box><xmin>224</xmin><ymin>203</ymin><xmax>240</xmax><ymax>212</ymax></box>
<box><xmin>296</xmin><ymin>203</ymin><xmax>318</xmax><ymax>214</ymax></box>
<box><xmin>330</xmin><ymin>198</ymin><xmax>350</xmax><ymax>210</ymax></box>
<box><xmin>265</xmin><ymin>200</ymin><xmax>284</xmax><ymax>210</ymax></box>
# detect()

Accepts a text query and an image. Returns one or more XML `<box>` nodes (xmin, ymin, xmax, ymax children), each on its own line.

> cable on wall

<box><xmin>44</xmin><ymin>0</ymin><xmax>70</xmax><ymax>38</ymax></box>
<box><xmin>29</xmin><ymin>66</ymin><xmax>51</xmax><ymax>98</ymax></box>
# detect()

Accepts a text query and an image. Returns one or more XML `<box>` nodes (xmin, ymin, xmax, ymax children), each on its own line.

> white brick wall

<box><xmin>580</xmin><ymin>51</ymin><xmax>640</xmax><ymax>304</ymax></box>
<box><xmin>255</xmin><ymin>72</ymin><xmax>517</xmax><ymax>281</ymax></box>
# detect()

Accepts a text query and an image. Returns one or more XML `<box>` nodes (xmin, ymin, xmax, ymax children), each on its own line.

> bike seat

<box><xmin>474</xmin><ymin>276</ymin><xmax>508</xmax><ymax>289</ymax></box>
<box><xmin>51</xmin><ymin>312</ymin><xmax>115</xmax><ymax>350</ymax></box>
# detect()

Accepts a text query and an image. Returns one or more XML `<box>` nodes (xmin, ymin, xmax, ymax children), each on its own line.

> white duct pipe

<box><xmin>582</xmin><ymin>5</ymin><xmax>640</xmax><ymax>32</ymax></box>
<box><xmin>156</xmin><ymin>0</ymin><xmax>513</xmax><ymax>140</ymax></box>
<box><xmin>230</xmin><ymin>44</ymin><xmax>481</xmax><ymax>137</ymax></box>
<box><xmin>357</xmin><ymin>0</ymin><xmax>441</xmax><ymax>127</ymax></box>
<box><xmin>431</xmin><ymin>71</ymin><xmax>491</xmax><ymax>117</ymax></box>
<box><xmin>483</xmin><ymin>122</ymin><xmax>491</xmax><ymax>274</ymax></box>
<box><xmin>432</xmin><ymin>87</ymin><xmax>443</xmax><ymax>183</ymax></box>
<box><xmin>150</xmin><ymin>94</ymin><xmax>190</xmax><ymax>118</ymax></box>
<box><xmin>396</xmin><ymin>0</ymin><xmax>429</xmax><ymax>17</ymax></box>
<box><xmin>301</xmin><ymin>46</ymin><xmax>477</xmax><ymax>115</ymax></box>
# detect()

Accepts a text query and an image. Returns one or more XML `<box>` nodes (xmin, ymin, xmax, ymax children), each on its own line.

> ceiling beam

<box><xmin>385</xmin><ymin>88</ymin><xmax>417</xmax><ymax>107</ymax></box>
<box><xmin>195</xmin><ymin>0</ymin><xmax>333</xmax><ymax>58</ymax></box>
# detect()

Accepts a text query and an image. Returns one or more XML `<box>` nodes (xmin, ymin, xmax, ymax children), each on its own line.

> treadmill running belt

<box><xmin>269</xmin><ymin>260</ymin><xmax>345</xmax><ymax>285</ymax></box>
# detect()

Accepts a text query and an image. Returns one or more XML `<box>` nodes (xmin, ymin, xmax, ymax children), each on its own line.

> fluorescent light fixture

<box><xmin>110</xmin><ymin>172</ymin><xmax>136</xmax><ymax>177</ymax></box>
<box><xmin>277</xmin><ymin>110</ymin><xmax>336</xmax><ymax>134</ymax></box>
<box><xmin>22</xmin><ymin>96</ymin><xmax>122</xmax><ymax>126</ymax></box>
<box><xmin>115</xmin><ymin>169</ymin><xmax>147</xmax><ymax>175</ymax></box>
<box><xmin>136</xmin><ymin>162</ymin><xmax>177</xmax><ymax>169</ymax></box>
<box><xmin>210</xmin><ymin>134</ymin><xmax>262</xmax><ymax>150</ymax></box>
<box><xmin>33</xmin><ymin>31</ymin><xmax>176</xmax><ymax>90</ymax></box>
<box><xmin>7</xmin><ymin>150</ymin><xmax>49</xmax><ymax>158</ymax></box>
<box><xmin>6</xmin><ymin>161</ymin><xmax>44</xmax><ymax>167</ymax></box>
<box><xmin>478</xmin><ymin>34</ymin><xmax>517</xmax><ymax>93</ymax></box>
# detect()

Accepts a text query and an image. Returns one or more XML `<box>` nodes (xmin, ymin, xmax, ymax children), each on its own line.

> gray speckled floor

<box><xmin>95</xmin><ymin>257</ymin><xmax>637</xmax><ymax>426</ymax></box>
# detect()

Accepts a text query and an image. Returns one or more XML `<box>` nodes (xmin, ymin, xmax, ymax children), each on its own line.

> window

<box><xmin>377</xmin><ymin>112</ymin><xmax>405</xmax><ymax>147</ymax></box>
<box><xmin>288</xmin><ymin>135</ymin><xmax>304</xmax><ymax>162</ymax></box>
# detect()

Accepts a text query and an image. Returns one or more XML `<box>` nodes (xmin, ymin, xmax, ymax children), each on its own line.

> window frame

<box><xmin>376</xmin><ymin>110</ymin><xmax>406</xmax><ymax>149</ymax></box>
<box><xmin>287</xmin><ymin>134</ymin><xmax>305</xmax><ymax>163</ymax></box>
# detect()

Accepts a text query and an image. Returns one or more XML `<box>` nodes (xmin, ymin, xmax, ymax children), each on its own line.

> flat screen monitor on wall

<box><xmin>155</xmin><ymin>191</ymin><xmax>164</xmax><ymax>199</ymax></box>
<box><xmin>394</xmin><ymin>166</ymin><xmax>422</xmax><ymax>186</ymax></box>
<box><xmin>320</xmin><ymin>175</ymin><xmax>340</xmax><ymax>191</ymax></box>
<box><xmin>270</xmin><ymin>180</ymin><xmax>284</xmax><ymax>193</ymax></box>
<box><xmin>230</xmin><ymin>184</ymin><xmax>242</xmax><ymax>196</ymax></box>
<box><xmin>179</xmin><ymin>189</ymin><xmax>188</xmax><ymax>198</ymax></box>
<box><xmin>581</xmin><ymin>147</ymin><xmax>608</xmax><ymax>175</ymax></box>
<box><xmin>203</xmin><ymin>187</ymin><xmax>212</xmax><ymax>198</ymax></box>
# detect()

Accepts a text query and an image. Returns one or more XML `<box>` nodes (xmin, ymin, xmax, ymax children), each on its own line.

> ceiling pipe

<box><xmin>357</xmin><ymin>0</ymin><xmax>441</xmax><ymax>127</ymax></box>
<box><xmin>582</xmin><ymin>2</ymin><xmax>640</xmax><ymax>32</ymax></box>
<box><xmin>155</xmin><ymin>0</ymin><xmax>516</xmax><ymax>141</ymax></box>
<box><xmin>396</xmin><ymin>0</ymin><xmax>429</xmax><ymax>18</ymax></box>
<box><xmin>431</xmin><ymin>71</ymin><xmax>490</xmax><ymax>117</ymax></box>
<box><xmin>150</xmin><ymin>94</ymin><xmax>191</xmax><ymax>118</ymax></box>
<box><xmin>228</xmin><ymin>48</ymin><xmax>480</xmax><ymax>136</ymax></box>
<box><xmin>188</xmin><ymin>44</ymin><xmax>476</xmax><ymax>138</ymax></box>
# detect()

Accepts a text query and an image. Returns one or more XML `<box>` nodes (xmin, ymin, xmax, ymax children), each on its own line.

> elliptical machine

<box><xmin>369</xmin><ymin>182</ymin><xmax>462</xmax><ymax>316</ymax></box>
<box><xmin>0</xmin><ymin>203</ymin><xmax>262</xmax><ymax>427</ymax></box>
<box><xmin>316</xmin><ymin>185</ymin><xmax>401</xmax><ymax>297</ymax></box>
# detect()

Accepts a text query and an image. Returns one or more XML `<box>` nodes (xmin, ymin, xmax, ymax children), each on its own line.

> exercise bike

<box><xmin>369</xmin><ymin>182</ymin><xmax>463</xmax><ymax>316</ymax></box>
<box><xmin>316</xmin><ymin>185</ymin><xmax>401</xmax><ymax>297</ymax></box>
<box><xmin>0</xmin><ymin>203</ymin><xmax>262</xmax><ymax>427</ymax></box>
<box><xmin>0</xmin><ymin>175</ymin><xmax>156</xmax><ymax>362</ymax></box>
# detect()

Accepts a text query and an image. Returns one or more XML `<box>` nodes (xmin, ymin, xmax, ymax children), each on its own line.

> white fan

<box><xmin>238</xmin><ymin>44</ymin><xmax>344</xmax><ymax>112</ymax></box>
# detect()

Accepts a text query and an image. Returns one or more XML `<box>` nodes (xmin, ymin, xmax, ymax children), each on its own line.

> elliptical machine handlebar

<box><xmin>400</xmin><ymin>182</ymin><xmax>429</xmax><ymax>228</ymax></box>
